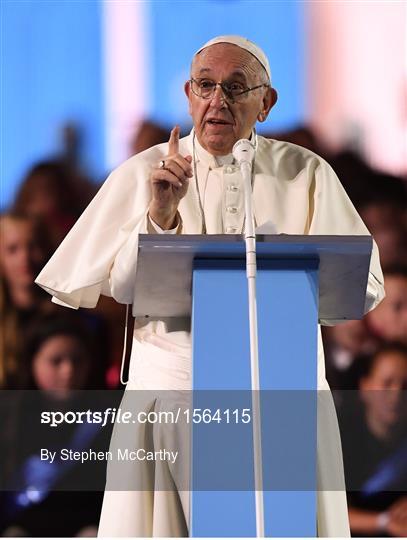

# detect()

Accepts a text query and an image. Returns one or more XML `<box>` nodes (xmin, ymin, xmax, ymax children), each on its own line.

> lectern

<box><xmin>134</xmin><ymin>234</ymin><xmax>372</xmax><ymax>538</ymax></box>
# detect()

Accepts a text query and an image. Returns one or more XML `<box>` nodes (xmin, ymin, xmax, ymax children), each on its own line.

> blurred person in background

<box><xmin>0</xmin><ymin>211</ymin><xmax>110</xmax><ymax>390</ymax></box>
<box><xmin>0</xmin><ymin>314</ymin><xmax>108</xmax><ymax>537</ymax></box>
<box><xmin>358</xmin><ymin>195</ymin><xmax>407</xmax><ymax>271</ymax></box>
<box><xmin>328</xmin><ymin>150</ymin><xmax>407</xmax><ymax>270</ymax></box>
<box><xmin>13</xmin><ymin>160</ymin><xmax>93</xmax><ymax>247</ymax></box>
<box><xmin>328</xmin><ymin>150</ymin><xmax>377</xmax><ymax>210</ymax></box>
<box><xmin>357</xmin><ymin>172</ymin><xmax>407</xmax><ymax>271</ymax></box>
<box><xmin>0</xmin><ymin>212</ymin><xmax>53</xmax><ymax>388</ymax></box>
<box><xmin>21</xmin><ymin>313</ymin><xmax>94</xmax><ymax>394</ymax></box>
<box><xmin>323</xmin><ymin>267</ymin><xmax>407</xmax><ymax>399</ymax></box>
<box><xmin>323</xmin><ymin>319</ymin><xmax>378</xmax><ymax>394</ymax></box>
<box><xmin>16</xmin><ymin>312</ymin><xmax>107</xmax><ymax>393</ymax></box>
<box><xmin>12</xmin><ymin>154</ymin><xmax>132</xmax><ymax>389</ymax></box>
<box><xmin>366</xmin><ymin>267</ymin><xmax>407</xmax><ymax>345</ymax></box>
<box><xmin>339</xmin><ymin>343</ymin><xmax>407</xmax><ymax>537</ymax></box>
<box><xmin>130</xmin><ymin>119</ymin><xmax>171</xmax><ymax>155</ymax></box>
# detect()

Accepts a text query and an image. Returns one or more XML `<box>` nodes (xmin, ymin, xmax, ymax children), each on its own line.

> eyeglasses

<box><xmin>189</xmin><ymin>78</ymin><xmax>269</xmax><ymax>104</ymax></box>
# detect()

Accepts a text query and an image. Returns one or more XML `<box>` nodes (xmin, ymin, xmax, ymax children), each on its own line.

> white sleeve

<box><xmin>364</xmin><ymin>240</ymin><xmax>386</xmax><ymax>312</ymax></box>
<box><xmin>34</xmin><ymin>157</ymin><xmax>152</xmax><ymax>309</ymax></box>
<box><xmin>109</xmin><ymin>211</ymin><xmax>182</xmax><ymax>304</ymax></box>
<box><xmin>108</xmin><ymin>212</ymin><xmax>148</xmax><ymax>305</ymax></box>
<box><xmin>308</xmin><ymin>159</ymin><xmax>385</xmax><ymax>326</ymax></box>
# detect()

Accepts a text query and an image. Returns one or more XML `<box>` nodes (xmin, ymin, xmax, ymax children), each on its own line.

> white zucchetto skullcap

<box><xmin>194</xmin><ymin>35</ymin><xmax>271</xmax><ymax>83</ymax></box>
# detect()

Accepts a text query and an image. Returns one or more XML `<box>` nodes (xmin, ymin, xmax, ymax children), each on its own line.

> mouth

<box><xmin>205</xmin><ymin>118</ymin><xmax>232</xmax><ymax>126</ymax></box>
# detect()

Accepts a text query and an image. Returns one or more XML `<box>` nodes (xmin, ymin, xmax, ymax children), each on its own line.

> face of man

<box><xmin>185</xmin><ymin>43</ymin><xmax>277</xmax><ymax>156</ymax></box>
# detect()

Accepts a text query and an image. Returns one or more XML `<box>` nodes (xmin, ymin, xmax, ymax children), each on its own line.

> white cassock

<box><xmin>36</xmin><ymin>129</ymin><xmax>385</xmax><ymax>537</ymax></box>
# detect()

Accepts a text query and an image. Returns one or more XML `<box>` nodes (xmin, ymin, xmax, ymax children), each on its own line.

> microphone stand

<box><xmin>240</xmin><ymin>157</ymin><xmax>265</xmax><ymax>538</ymax></box>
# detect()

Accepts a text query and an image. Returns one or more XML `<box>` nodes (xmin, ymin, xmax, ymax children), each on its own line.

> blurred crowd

<box><xmin>1</xmin><ymin>120</ymin><xmax>406</xmax><ymax>537</ymax></box>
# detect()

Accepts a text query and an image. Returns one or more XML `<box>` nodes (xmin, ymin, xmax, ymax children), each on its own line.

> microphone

<box><xmin>233</xmin><ymin>139</ymin><xmax>264</xmax><ymax>537</ymax></box>
<box><xmin>232</xmin><ymin>138</ymin><xmax>256</xmax><ymax>244</ymax></box>
<box><xmin>232</xmin><ymin>139</ymin><xmax>256</xmax><ymax>169</ymax></box>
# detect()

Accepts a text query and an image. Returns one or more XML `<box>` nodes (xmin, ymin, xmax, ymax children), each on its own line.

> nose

<box><xmin>210</xmin><ymin>84</ymin><xmax>228</xmax><ymax>108</ymax></box>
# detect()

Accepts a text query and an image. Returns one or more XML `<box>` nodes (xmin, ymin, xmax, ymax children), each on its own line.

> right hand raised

<box><xmin>148</xmin><ymin>125</ymin><xmax>193</xmax><ymax>230</ymax></box>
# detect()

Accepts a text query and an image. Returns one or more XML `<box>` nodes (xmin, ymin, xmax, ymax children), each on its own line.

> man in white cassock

<box><xmin>36</xmin><ymin>35</ymin><xmax>385</xmax><ymax>537</ymax></box>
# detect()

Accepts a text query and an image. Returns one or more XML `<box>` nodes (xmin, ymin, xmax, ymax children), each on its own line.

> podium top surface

<box><xmin>133</xmin><ymin>234</ymin><xmax>372</xmax><ymax>321</ymax></box>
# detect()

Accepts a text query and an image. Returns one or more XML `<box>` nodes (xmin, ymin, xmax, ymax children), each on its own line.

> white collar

<box><xmin>215</xmin><ymin>153</ymin><xmax>234</xmax><ymax>166</ymax></box>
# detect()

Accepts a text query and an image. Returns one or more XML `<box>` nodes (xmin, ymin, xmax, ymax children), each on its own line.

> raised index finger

<box><xmin>168</xmin><ymin>125</ymin><xmax>180</xmax><ymax>155</ymax></box>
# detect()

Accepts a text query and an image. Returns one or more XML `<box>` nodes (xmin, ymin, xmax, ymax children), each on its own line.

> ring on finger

<box><xmin>159</xmin><ymin>159</ymin><xmax>166</xmax><ymax>169</ymax></box>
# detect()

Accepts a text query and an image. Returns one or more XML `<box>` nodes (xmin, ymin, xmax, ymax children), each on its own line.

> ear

<box><xmin>184</xmin><ymin>80</ymin><xmax>193</xmax><ymax>116</ymax></box>
<box><xmin>257</xmin><ymin>87</ymin><xmax>278</xmax><ymax>122</ymax></box>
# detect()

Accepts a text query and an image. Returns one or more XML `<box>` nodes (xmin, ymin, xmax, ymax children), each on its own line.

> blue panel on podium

<box><xmin>192</xmin><ymin>260</ymin><xmax>250</xmax><ymax>390</ymax></box>
<box><xmin>257</xmin><ymin>261</ymin><xmax>318</xmax><ymax>536</ymax></box>
<box><xmin>191</xmin><ymin>261</ymin><xmax>255</xmax><ymax>536</ymax></box>
<box><xmin>191</xmin><ymin>492</ymin><xmax>256</xmax><ymax>537</ymax></box>
<box><xmin>191</xmin><ymin>258</ymin><xmax>318</xmax><ymax>537</ymax></box>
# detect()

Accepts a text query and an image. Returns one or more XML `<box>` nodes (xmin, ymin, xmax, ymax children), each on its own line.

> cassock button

<box><xmin>225</xmin><ymin>166</ymin><xmax>233</xmax><ymax>174</ymax></box>
<box><xmin>226</xmin><ymin>226</ymin><xmax>237</xmax><ymax>233</ymax></box>
<box><xmin>227</xmin><ymin>184</ymin><xmax>238</xmax><ymax>192</ymax></box>
<box><xmin>226</xmin><ymin>206</ymin><xmax>237</xmax><ymax>214</ymax></box>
